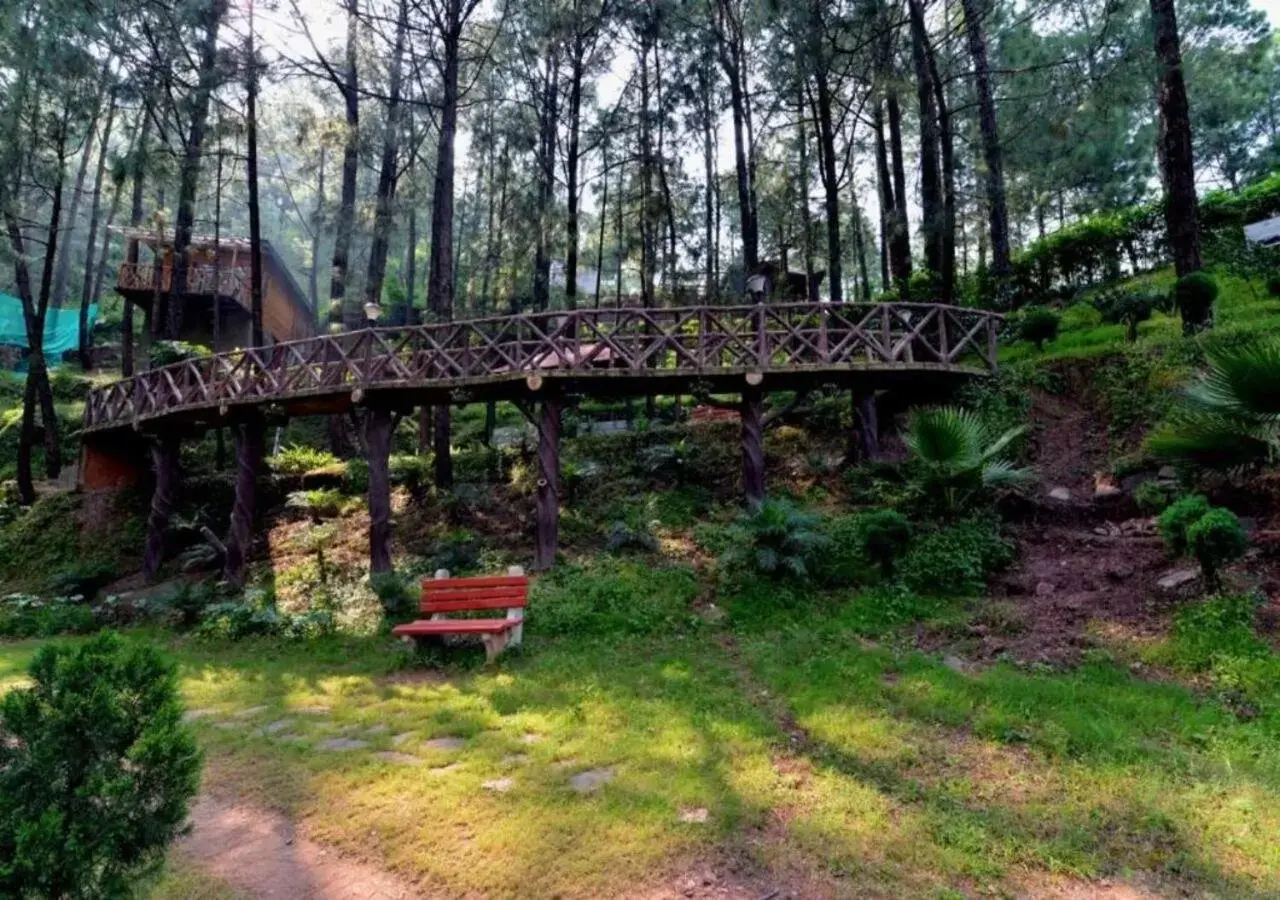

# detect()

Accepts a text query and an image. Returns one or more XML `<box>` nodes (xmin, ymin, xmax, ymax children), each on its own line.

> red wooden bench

<box><xmin>391</xmin><ymin>567</ymin><xmax>527</xmax><ymax>663</ymax></box>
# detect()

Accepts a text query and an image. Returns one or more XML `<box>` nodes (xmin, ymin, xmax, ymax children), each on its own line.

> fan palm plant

<box><xmin>1147</xmin><ymin>338</ymin><xmax>1280</xmax><ymax>475</ymax></box>
<box><xmin>903</xmin><ymin>407</ymin><xmax>1033</xmax><ymax>517</ymax></box>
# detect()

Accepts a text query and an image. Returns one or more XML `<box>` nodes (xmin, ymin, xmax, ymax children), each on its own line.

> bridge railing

<box><xmin>83</xmin><ymin>302</ymin><xmax>1002</xmax><ymax>431</ymax></box>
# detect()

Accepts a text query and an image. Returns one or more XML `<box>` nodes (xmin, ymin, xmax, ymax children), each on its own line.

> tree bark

<box><xmin>246</xmin><ymin>3</ymin><xmax>266</xmax><ymax>348</ymax></box>
<box><xmin>122</xmin><ymin>106</ymin><xmax>153</xmax><ymax>378</ymax></box>
<box><xmin>361</xmin><ymin>0</ymin><xmax>409</xmax><ymax>317</ymax></box>
<box><xmin>886</xmin><ymin>91</ymin><xmax>913</xmax><ymax>298</ymax></box>
<box><xmin>741</xmin><ymin>385</ymin><xmax>765</xmax><ymax>510</ymax></box>
<box><xmin>961</xmin><ymin>0</ymin><xmax>1012</xmax><ymax>285</ymax></box>
<box><xmin>223</xmin><ymin>418</ymin><xmax>266</xmax><ymax>587</ymax></box>
<box><xmin>565</xmin><ymin>40</ymin><xmax>585</xmax><ymax>308</ymax></box>
<box><xmin>532</xmin><ymin>48</ymin><xmax>559</xmax><ymax>311</ymax></box>
<box><xmin>535</xmin><ymin>392</ymin><xmax>562</xmax><ymax>571</ymax></box>
<box><xmin>366</xmin><ymin>408</ymin><xmax>394</xmax><ymax>575</ymax></box>
<box><xmin>143</xmin><ymin>434</ymin><xmax>181</xmax><ymax>583</ymax></box>
<box><xmin>168</xmin><ymin>1</ymin><xmax>223</xmax><ymax>338</ymax></box>
<box><xmin>309</xmin><ymin>145</ymin><xmax>325</xmax><ymax>319</ymax></box>
<box><xmin>332</xmin><ymin>0</ymin><xmax>361</xmax><ymax>329</ymax></box>
<box><xmin>874</xmin><ymin>102</ymin><xmax>893</xmax><ymax>293</ymax></box>
<box><xmin>1151</xmin><ymin>0</ymin><xmax>1202</xmax><ymax>277</ymax></box>
<box><xmin>427</xmin><ymin>0</ymin><xmax>464</xmax><ymax>323</ymax></box>
<box><xmin>909</xmin><ymin>0</ymin><xmax>943</xmax><ymax>286</ymax></box>
<box><xmin>79</xmin><ymin>89</ymin><xmax>119</xmax><ymax>370</ymax></box>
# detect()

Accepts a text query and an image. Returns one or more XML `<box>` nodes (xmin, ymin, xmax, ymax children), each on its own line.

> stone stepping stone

<box><xmin>364</xmin><ymin>724</ymin><xmax>390</xmax><ymax>736</ymax></box>
<box><xmin>233</xmin><ymin>706</ymin><xmax>269</xmax><ymax>719</ymax></box>
<box><xmin>392</xmin><ymin>732</ymin><xmax>415</xmax><ymax>746</ymax></box>
<box><xmin>679</xmin><ymin>807</ymin><xmax>709</xmax><ymax>824</ymax></box>
<box><xmin>428</xmin><ymin>763</ymin><xmax>460</xmax><ymax>777</ymax></box>
<box><xmin>569</xmin><ymin>767</ymin><xmax>615</xmax><ymax>794</ymax></box>
<box><xmin>278</xmin><ymin>734</ymin><xmax>308</xmax><ymax>743</ymax></box>
<box><xmin>374</xmin><ymin>751</ymin><xmax>423</xmax><ymax>765</ymax></box>
<box><xmin>319</xmin><ymin>738</ymin><xmax>369</xmax><ymax>752</ymax></box>
<box><xmin>501</xmin><ymin>754</ymin><xmax>530</xmax><ymax>767</ymax></box>
<box><xmin>295</xmin><ymin>705</ymin><xmax>331</xmax><ymax>715</ymax></box>
<box><xmin>182</xmin><ymin>709</ymin><xmax>215</xmax><ymax>723</ymax></box>
<box><xmin>424</xmin><ymin>736</ymin><xmax>466</xmax><ymax>751</ymax></box>
<box><xmin>520</xmin><ymin>733</ymin><xmax>545</xmax><ymax>744</ymax></box>
<box><xmin>481</xmin><ymin>777</ymin><xmax>514</xmax><ymax>793</ymax></box>
<box><xmin>259</xmin><ymin>719</ymin><xmax>295</xmax><ymax>735</ymax></box>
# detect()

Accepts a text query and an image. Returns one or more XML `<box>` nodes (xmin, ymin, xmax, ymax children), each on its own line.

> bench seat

<box><xmin>392</xmin><ymin>619</ymin><xmax>518</xmax><ymax>637</ymax></box>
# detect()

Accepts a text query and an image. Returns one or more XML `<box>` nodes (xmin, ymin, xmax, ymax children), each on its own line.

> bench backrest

<box><xmin>421</xmin><ymin>576</ymin><xmax>529</xmax><ymax>615</ymax></box>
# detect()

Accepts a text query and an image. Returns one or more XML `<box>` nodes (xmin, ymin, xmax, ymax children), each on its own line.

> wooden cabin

<box><xmin>112</xmin><ymin>228</ymin><xmax>317</xmax><ymax>350</ymax></box>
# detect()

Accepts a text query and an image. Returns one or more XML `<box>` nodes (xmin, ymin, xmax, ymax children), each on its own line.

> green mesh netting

<box><xmin>0</xmin><ymin>293</ymin><xmax>98</xmax><ymax>368</ymax></box>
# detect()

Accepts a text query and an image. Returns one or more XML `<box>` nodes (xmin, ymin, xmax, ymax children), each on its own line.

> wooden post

<box><xmin>223</xmin><ymin>417</ymin><xmax>266</xmax><ymax>587</ymax></box>
<box><xmin>142</xmin><ymin>432</ymin><xmax>181</xmax><ymax>583</ymax></box>
<box><xmin>535</xmin><ymin>392</ymin><xmax>562</xmax><ymax>571</ymax></box>
<box><xmin>366</xmin><ymin>407</ymin><xmax>394</xmax><ymax>575</ymax></box>
<box><xmin>741</xmin><ymin>384</ymin><xmax>765</xmax><ymax>510</ymax></box>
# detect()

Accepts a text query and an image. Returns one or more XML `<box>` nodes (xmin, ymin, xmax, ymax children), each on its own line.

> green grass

<box><xmin>4</xmin><ymin>608</ymin><xmax>1279</xmax><ymax>897</ymax></box>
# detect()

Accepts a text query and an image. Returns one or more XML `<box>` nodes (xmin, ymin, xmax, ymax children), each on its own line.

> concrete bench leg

<box><xmin>481</xmin><ymin>631</ymin><xmax>510</xmax><ymax>664</ymax></box>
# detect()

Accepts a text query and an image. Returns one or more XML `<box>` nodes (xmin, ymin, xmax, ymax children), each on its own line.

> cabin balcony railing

<box><xmin>116</xmin><ymin>262</ymin><xmax>249</xmax><ymax>304</ymax></box>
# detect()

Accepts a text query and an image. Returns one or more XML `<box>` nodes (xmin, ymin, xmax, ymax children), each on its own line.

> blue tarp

<box><xmin>0</xmin><ymin>292</ymin><xmax>98</xmax><ymax>367</ymax></box>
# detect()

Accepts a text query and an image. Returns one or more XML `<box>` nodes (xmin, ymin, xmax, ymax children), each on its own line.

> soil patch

<box><xmin>177</xmin><ymin>795</ymin><xmax>422</xmax><ymax>900</ymax></box>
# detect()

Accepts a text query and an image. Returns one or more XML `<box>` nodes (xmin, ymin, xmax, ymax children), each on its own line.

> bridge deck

<box><xmin>84</xmin><ymin>302</ymin><xmax>1002</xmax><ymax>434</ymax></box>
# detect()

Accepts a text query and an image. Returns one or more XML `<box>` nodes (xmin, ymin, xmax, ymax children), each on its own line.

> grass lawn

<box><xmin>3</xmin><ymin>605</ymin><xmax>1279</xmax><ymax>899</ymax></box>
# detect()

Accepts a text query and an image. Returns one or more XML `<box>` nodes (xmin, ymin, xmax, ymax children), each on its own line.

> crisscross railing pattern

<box><xmin>83</xmin><ymin>302</ymin><xmax>1002</xmax><ymax>432</ymax></box>
<box><xmin>117</xmin><ymin>262</ymin><xmax>250</xmax><ymax>304</ymax></box>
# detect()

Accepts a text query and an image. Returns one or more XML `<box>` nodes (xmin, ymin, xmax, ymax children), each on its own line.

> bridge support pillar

<box><xmin>223</xmin><ymin>417</ymin><xmax>266</xmax><ymax>588</ymax></box>
<box><xmin>434</xmin><ymin>405</ymin><xmax>453</xmax><ymax>489</ymax></box>
<box><xmin>741</xmin><ymin>385</ymin><xmax>765</xmax><ymax>511</ymax></box>
<box><xmin>79</xmin><ymin>434</ymin><xmax>147</xmax><ymax>491</ymax></box>
<box><xmin>142</xmin><ymin>433</ymin><xmax>181</xmax><ymax>584</ymax></box>
<box><xmin>535</xmin><ymin>392</ymin><xmax>562</xmax><ymax>571</ymax></box>
<box><xmin>366</xmin><ymin>408</ymin><xmax>394</xmax><ymax>576</ymax></box>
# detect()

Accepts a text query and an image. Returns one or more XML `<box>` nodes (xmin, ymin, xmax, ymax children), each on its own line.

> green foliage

<box><xmin>0</xmin><ymin>634</ymin><xmax>201</xmax><ymax>898</ymax></box>
<box><xmin>1016</xmin><ymin>305</ymin><xmax>1061</xmax><ymax>350</ymax></box>
<box><xmin>1092</xmin><ymin>286</ymin><xmax>1166</xmax><ymax>342</ymax></box>
<box><xmin>1169</xmin><ymin>592</ymin><xmax>1266</xmax><ymax>671</ymax></box>
<box><xmin>285</xmin><ymin>488</ymin><xmax>350</xmax><ymax>520</ymax></box>
<box><xmin>719</xmin><ymin>500</ymin><xmax>829</xmax><ymax>582</ymax></box>
<box><xmin>530</xmin><ymin>558</ymin><xmax>699</xmax><ymax>638</ymax></box>
<box><xmin>0</xmin><ymin>594</ymin><xmax>97</xmax><ymax>638</ymax></box>
<box><xmin>45</xmin><ymin>561</ymin><xmax>117</xmax><ymax>598</ymax></box>
<box><xmin>1158</xmin><ymin>494</ymin><xmax>1213</xmax><ymax>557</ymax></box>
<box><xmin>196</xmin><ymin>590</ymin><xmax>336</xmax><ymax>641</ymax></box>
<box><xmin>1148</xmin><ymin>338</ymin><xmax>1280</xmax><ymax>474</ymax></box>
<box><xmin>0</xmin><ymin>492</ymin><xmax>145</xmax><ymax>594</ymax></box>
<box><xmin>1175</xmin><ymin>272</ymin><xmax>1220</xmax><ymax>335</ymax></box>
<box><xmin>344</xmin><ymin>458</ymin><xmax>370</xmax><ymax>495</ymax></box>
<box><xmin>270</xmin><ymin>444</ymin><xmax>341</xmax><ymax>476</ymax></box>
<box><xmin>149</xmin><ymin>340</ymin><xmax>211</xmax><ymax>368</ymax></box>
<box><xmin>902</xmin><ymin>407</ymin><xmax>1033</xmax><ymax>518</ymax></box>
<box><xmin>897</xmin><ymin>519</ymin><xmax>1015</xmax><ymax>598</ymax></box>
<box><xmin>1267</xmin><ymin>273</ymin><xmax>1280</xmax><ymax>297</ymax></box>
<box><xmin>370</xmin><ymin>572</ymin><xmax>416</xmax><ymax>621</ymax></box>
<box><xmin>1186</xmin><ymin>508</ymin><xmax>1248</xmax><ymax>588</ymax></box>
<box><xmin>1133</xmin><ymin>479</ymin><xmax>1175</xmax><ymax>513</ymax></box>
<box><xmin>834</xmin><ymin>509</ymin><xmax>914</xmax><ymax>581</ymax></box>
<box><xmin>389</xmin><ymin>454</ymin><xmax>432</xmax><ymax>491</ymax></box>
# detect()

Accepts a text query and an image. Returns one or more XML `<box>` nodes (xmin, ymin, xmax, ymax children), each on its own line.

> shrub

<box><xmin>1133</xmin><ymin>479</ymin><xmax>1175</xmax><ymax>514</ymax></box>
<box><xmin>45</xmin><ymin>561</ymin><xmax>118</xmax><ymax>598</ymax></box>
<box><xmin>606</xmin><ymin>521</ymin><xmax>660</xmax><ymax>554</ymax></box>
<box><xmin>1016</xmin><ymin>305</ymin><xmax>1061</xmax><ymax>350</ymax></box>
<box><xmin>1267</xmin><ymin>273</ymin><xmax>1280</xmax><ymax>297</ymax></box>
<box><xmin>719</xmin><ymin>500</ymin><xmax>829</xmax><ymax>582</ymax></box>
<box><xmin>344</xmin><ymin>458</ymin><xmax>370</xmax><ymax>494</ymax></box>
<box><xmin>902</xmin><ymin>407</ymin><xmax>1032</xmax><ymax>519</ymax></box>
<box><xmin>0</xmin><ymin>594</ymin><xmax>97</xmax><ymax>638</ymax></box>
<box><xmin>0</xmin><ymin>634</ymin><xmax>201</xmax><ymax>897</ymax></box>
<box><xmin>389</xmin><ymin>454</ymin><xmax>432</xmax><ymax>491</ymax></box>
<box><xmin>1092</xmin><ymin>287</ymin><xmax>1163</xmax><ymax>342</ymax></box>
<box><xmin>196</xmin><ymin>590</ymin><xmax>336</xmax><ymax>641</ymax></box>
<box><xmin>531</xmin><ymin>559</ymin><xmax>699</xmax><ymax>638</ymax></box>
<box><xmin>856</xmin><ymin>509</ymin><xmax>913</xmax><ymax>578</ymax></box>
<box><xmin>897</xmin><ymin>519</ymin><xmax>1014</xmax><ymax>597</ymax></box>
<box><xmin>270</xmin><ymin>444</ymin><xmax>341</xmax><ymax>476</ymax></box>
<box><xmin>1170</xmin><ymin>592</ymin><xmax>1265</xmax><ymax>670</ymax></box>
<box><xmin>1186</xmin><ymin>508</ymin><xmax>1248</xmax><ymax>589</ymax></box>
<box><xmin>149</xmin><ymin>339</ymin><xmax>211</xmax><ymax>368</ymax></box>
<box><xmin>371</xmin><ymin>571</ymin><xmax>417</xmax><ymax>620</ymax></box>
<box><xmin>286</xmin><ymin>488</ymin><xmax>350</xmax><ymax>520</ymax></box>
<box><xmin>1158</xmin><ymin>494</ymin><xmax>1212</xmax><ymax>557</ymax></box>
<box><xmin>1175</xmin><ymin>271</ymin><xmax>1219</xmax><ymax>335</ymax></box>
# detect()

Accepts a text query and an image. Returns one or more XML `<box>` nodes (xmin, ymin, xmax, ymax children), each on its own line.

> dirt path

<box><xmin>176</xmin><ymin>796</ymin><xmax>422</xmax><ymax>900</ymax></box>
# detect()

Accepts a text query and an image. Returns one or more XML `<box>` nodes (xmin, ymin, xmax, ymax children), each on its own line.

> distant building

<box><xmin>549</xmin><ymin>260</ymin><xmax>601</xmax><ymax>297</ymax></box>
<box><xmin>112</xmin><ymin>227</ymin><xmax>317</xmax><ymax>349</ymax></box>
<box><xmin>1244</xmin><ymin>215</ymin><xmax>1280</xmax><ymax>247</ymax></box>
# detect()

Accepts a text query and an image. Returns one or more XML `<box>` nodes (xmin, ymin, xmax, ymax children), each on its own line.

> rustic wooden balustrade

<box><xmin>116</xmin><ymin>261</ymin><xmax>250</xmax><ymax>307</ymax></box>
<box><xmin>83</xmin><ymin>301</ymin><xmax>1004</xmax><ymax>583</ymax></box>
<box><xmin>84</xmin><ymin>302</ymin><xmax>1001</xmax><ymax>434</ymax></box>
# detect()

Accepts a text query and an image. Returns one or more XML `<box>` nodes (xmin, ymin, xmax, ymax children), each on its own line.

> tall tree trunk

<box><xmin>427</xmin><ymin>0</ymin><xmax>463</xmax><ymax>322</ymax></box>
<box><xmin>874</xmin><ymin>101</ymin><xmax>893</xmax><ymax>292</ymax></box>
<box><xmin>654</xmin><ymin>40</ymin><xmax>679</xmax><ymax>300</ymax></box>
<box><xmin>362</xmin><ymin>0</ymin><xmax>409</xmax><ymax>316</ymax></box>
<box><xmin>814</xmin><ymin>72</ymin><xmax>842</xmax><ymax>303</ymax></box>
<box><xmin>1150</xmin><ymin>0</ymin><xmax>1202</xmax><ymax>278</ymax></box>
<box><xmin>79</xmin><ymin>88</ymin><xmax>119</xmax><ymax>370</ymax></box>
<box><xmin>886</xmin><ymin>92</ymin><xmax>912</xmax><ymax>298</ymax></box>
<box><xmin>851</xmin><ymin>187</ymin><xmax>872</xmax><ymax>302</ymax></box>
<box><xmin>595</xmin><ymin>141</ymin><xmax>609</xmax><ymax>308</ymax></box>
<box><xmin>961</xmin><ymin>0</ymin><xmax>1012</xmax><ymax>285</ymax></box>
<box><xmin>700</xmin><ymin>69</ymin><xmax>717</xmax><ymax>302</ymax></box>
<box><xmin>168</xmin><ymin>1</ymin><xmax>223</xmax><ymax>339</ymax></box>
<box><xmin>246</xmin><ymin>2</ymin><xmax>265</xmax><ymax>348</ymax></box>
<box><xmin>332</xmin><ymin>0</ymin><xmax>361</xmax><ymax>330</ymax></box>
<box><xmin>909</xmin><ymin>0</ymin><xmax>943</xmax><ymax>285</ymax></box>
<box><xmin>565</xmin><ymin>42</ymin><xmax>585</xmax><ymax>308</ymax></box>
<box><xmin>123</xmin><ymin>106</ymin><xmax>153</xmax><ymax>377</ymax></box>
<box><xmin>926</xmin><ymin>19</ymin><xmax>958</xmax><ymax>305</ymax></box>
<box><xmin>725</xmin><ymin>61</ymin><xmax>757</xmax><ymax>271</ymax></box>
<box><xmin>309</xmin><ymin>145</ymin><xmax>325</xmax><ymax>320</ymax></box>
<box><xmin>223</xmin><ymin>418</ymin><xmax>265</xmax><ymax>587</ymax></box>
<box><xmin>532</xmin><ymin>49</ymin><xmax>559</xmax><ymax>311</ymax></box>
<box><xmin>53</xmin><ymin>62</ymin><xmax>112</xmax><ymax>309</ymax></box>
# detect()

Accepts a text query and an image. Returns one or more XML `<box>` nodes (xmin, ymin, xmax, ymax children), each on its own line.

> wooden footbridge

<box><xmin>79</xmin><ymin>302</ymin><xmax>1004</xmax><ymax>579</ymax></box>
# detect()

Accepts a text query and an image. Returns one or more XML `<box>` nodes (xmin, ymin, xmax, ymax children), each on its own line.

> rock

<box><xmin>364</xmin><ymin>724</ymin><xmax>390</xmax><ymax>736</ymax></box>
<box><xmin>501</xmin><ymin>754</ymin><xmax>530</xmax><ymax>767</ymax></box>
<box><xmin>569</xmin><ymin>767</ymin><xmax>616</xmax><ymax>793</ymax></box>
<box><xmin>1157</xmin><ymin>568</ymin><xmax>1201</xmax><ymax>593</ymax></box>
<box><xmin>482</xmin><ymin>777</ymin><xmax>515</xmax><ymax>793</ymax></box>
<box><xmin>1035</xmin><ymin>581</ymin><xmax>1057</xmax><ymax>597</ymax></box>
<box><xmin>679</xmin><ymin>807</ymin><xmax>710</xmax><ymax>824</ymax></box>
<box><xmin>318</xmin><ymin>738</ymin><xmax>369</xmax><ymax>751</ymax></box>
<box><xmin>373</xmin><ymin>751</ymin><xmax>423</xmax><ymax>766</ymax></box>
<box><xmin>942</xmin><ymin>655</ymin><xmax>973</xmax><ymax>675</ymax></box>
<box><xmin>392</xmin><ymin>732</ymin><xmax>415</xmax><ymax>746</ymax></box>
<box><xmin>1158</xmin><ymin>466</ymin><xmax>1178</xmax><ymax>480</ymax></box>
<box><xmin>520</xmin><ymin>733</ymin><xmax>545</xmax><ymax>744</ymax></box>
<box><xmin>1105</xmin><ymin>564</ymin><xmax>1134</xmax><ymax>582</ymax></box>
<box><xmin>1048</xmin><ymin>487</ymin><xmax>1073</xmax><ymax>502</ymax></box>
<box><xmin>232</xmin><ymin>706</ymin><xmax>269</xmax><ymax>719</ymax></box>
<box><xmin>423</xmin><ymin>736</ymin><xmax>466</xmax><ymax>751</ymax></box>
<box><xmin>182</xmin><ymin>709</ymin><xmax>215</xmax><ymax>723</ymax></box>
<box><xmin>1093</xmin><ymin>473</ymin><xmax>1122</xmax><ymax>499</ymax></box>
<box><xmin>428</xmin><ymin>763</ymin><xmax>461</xmax><ymax>776</ymax></box>
<box><xmin>259</xmin><ymin>719</ymin><xmax>295</xmax><ymax>735</ymax></box>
